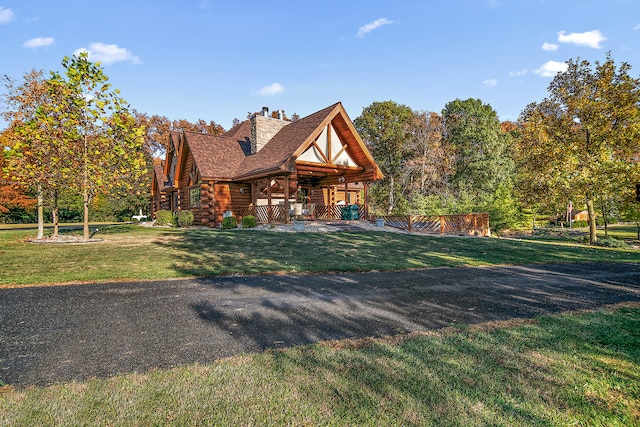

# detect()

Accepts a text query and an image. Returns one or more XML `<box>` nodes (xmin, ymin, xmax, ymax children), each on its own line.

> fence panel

<box><xmin>380</xmin><ymin>213</ymin><xmax>489</xmax><ymax>236</ymax></box>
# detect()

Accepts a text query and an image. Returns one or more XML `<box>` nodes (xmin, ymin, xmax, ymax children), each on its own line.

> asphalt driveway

<box><xmin>1</xmin><ymin>262</ymin><xmax>639</xmax><ymax>387</ymax></box>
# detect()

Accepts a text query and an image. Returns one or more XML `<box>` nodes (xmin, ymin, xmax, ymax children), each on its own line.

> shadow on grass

<box><xmin>252</xmin><ymin>306</ymin><xmax>640</xmax><ymax>425</ymax></box>
<box><xmin>154</xmin><ymin>228</ymin><xmax>640</xmax><ymax>279</ymax></box>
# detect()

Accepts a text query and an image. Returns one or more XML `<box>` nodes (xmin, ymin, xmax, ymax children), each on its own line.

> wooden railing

<box><xmin>240</xmin><ymin>205</ymin><xmax>288</xmax><ymax>223</ymax></box>
<box><xmin>240</xmin><ymin>204</ymin><xmax>366</xmax><ymax>222</ymax></box>
<box><xmin>236</xmin><ymin>207</ymin><xmax>489</xmax><ymax>236</ymax></box>
<box><xmin>379</xmin><ymin>213</ymin><xmax>490</xmax><ymax>236</ymax></box>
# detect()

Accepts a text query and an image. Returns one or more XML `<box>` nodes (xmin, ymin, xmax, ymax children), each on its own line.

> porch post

<box><xmin>284</xmin><ymin>175</ymin><xmax>290</xmax><ymax>224</ymax></box>
<box><xmin>344</xmin><ymin>181</ymin><xmax>349</xmax><ymax>204</ymax></box>
<box><xmin>267</xmin><ymin>178</ymin><xmax>273</xmax><ymax>223</ymax></box>
<box><xmin>251</xmin><ymin>181</ymin><xmax>257</xmax><ymax>215</ymax></box>
<box><xmin>364</xmin><ymin>181</ymin><xmax>369</xmax><ymax>221</ymax></box>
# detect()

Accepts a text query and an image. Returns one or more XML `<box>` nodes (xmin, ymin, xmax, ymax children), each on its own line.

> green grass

<box><xmin>1</xmin><ymin>225</ymin><xmax>639</xmax><ymax>286</ymax></box>
<box><xmin>598</xmin><ymin>223</ymin><xmax>640</xmax><ymax>241</ymax></box>
<box><xmin>1</xmin><ymin>305</ymin><xmax>638</xmax><ymax>426</ymax></box>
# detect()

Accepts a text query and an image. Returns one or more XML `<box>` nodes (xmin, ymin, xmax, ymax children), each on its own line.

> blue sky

<box><xmin>1</xmin><ymin>0</ymin><xmax>639</xmax><ymax>130</ymax></box>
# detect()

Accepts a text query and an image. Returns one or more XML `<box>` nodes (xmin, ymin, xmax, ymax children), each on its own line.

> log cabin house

<box><xmin>150</xmin><ymin>102</ymin><xmax>383</xmax><ymax>227</ymax></box>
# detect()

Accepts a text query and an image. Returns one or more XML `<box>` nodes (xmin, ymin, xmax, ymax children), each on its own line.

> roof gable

<box><xmin>233</xmin><ymin>103</ymin><xmax>341</xmax><ymax>180</ymax></box>
<box><xmin>166</xmin><ymin>102</ymin><xmax>382</xmax><ymax>183</ymax></box>
<box><xmin>297</xmin><ymin>122</ymin><xmax>357</xmax><ymax>167</ymax></box>
<box><xmin>151</xmin><ymin>161</ymin><xmax>166</xmax><ymax>195</ymax></box>
<box><xmin>234</xmin><ymin>102</ymin><xmax>382</xmax><ymax>181</ymax></box>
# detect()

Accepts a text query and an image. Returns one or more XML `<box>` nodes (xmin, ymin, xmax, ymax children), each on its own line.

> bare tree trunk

<box><xmin>387</xmin><ymin>175</ymin><xmax>395</xmax><ymax>215</ymax></box>
<box><xmin>586</xmin><ymin>197</ymin><xmax>597</xmax><ymax>245</ymax></box>
<box><xmin>83</xmin><ymin>188</ymin><xmax>90</xmax><ymax>240</ymax></box>
<box><xmin>599</xmin><ymin>199</ymin><xmax>609</xmax><ymax>238</ymax></box>
<box><xmin>36</xmin><ymin>183</ymin><xmax>44</xmax><ymax>240</ymax></box>
<box><xmin>83</xmin><ymin>133</ymin><xmax>89</xmax><ymax>240</ymax></box>
<box><xmin>52</xmin><ymin>190</ymin><xmax>59</xmax><ymax>237</ymax></box>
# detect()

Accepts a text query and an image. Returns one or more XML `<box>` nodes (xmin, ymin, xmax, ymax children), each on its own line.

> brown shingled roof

<box><xmin>153</xmin><ymin>161</ymin><xmax>166</xmax><ymax>184</ymax></box>
<box><xmin>222</xmin><ymin>119</ymin><xmax>250</xmax><ymax>139</ymax></box>
<box><xmin>234</xmin><ymin>103</ymin><xmax>340</xmax><ymax>180</ymax></box>
<box><xmin>174</xmin><ymin>102</ymin><xmax>382</xmax><ymax>183</ymax></box>
<box><xmin>183</xmin><ymin>131</ymin><xmax>247</xmax><ymax>180</ymax></box>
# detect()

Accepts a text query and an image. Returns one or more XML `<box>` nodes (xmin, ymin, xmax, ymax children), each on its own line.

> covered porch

<box><xmin>239</xmin><ymin>172</ymin><xmax>373</xmax><ymax>224</ymax></box>
<box><xmin>233</xmin><ymin>102</ymin><xmax>383</xmax><ymax>225</ymax></box>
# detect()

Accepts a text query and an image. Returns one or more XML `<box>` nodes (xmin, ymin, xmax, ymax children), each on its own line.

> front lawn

<box><xmin>1</xmin><ymin>305</ymin><xmax>638</xmax><ymax>426</ymax></box>
<box><xmin>1</xmin><ymin>225</ymin><xmax>639</xmax><ymax>286</ymax></box>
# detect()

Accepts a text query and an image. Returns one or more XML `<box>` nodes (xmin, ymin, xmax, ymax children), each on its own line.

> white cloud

<box><xmin>534</xmin><ymin>60</ymin><xmax>568</xmax><ymax>77</ymax></box>
<box><xmin>256</xmin><ymin>83</ymin><xmax>285</xmax><ymax>96</ymax></box>
<box><xmin>483</xmin><ymin>79</ymin><xmax>497</xmax><ymax>87</ymax></box>
<box><xmin>22</xmin><ymin>37</ymin><xmax>55</xmax><ymax>49</ymax></box>
<box><xmin>557</xmin><ymin>30</ymin><xmax>606</xmax><ymax>49</ymax></box>
<box><xmin>74</xmin><ymin>42</ymin><xmax>141</xmax><ymax>65</ymax></box>
<box><xmin>542</xmin><ymin>42</ymin><xmax>559</xmax><ymax>51</ymax></box>
<box><xmin>357</xmin><ymin>18</ymin><xmax>395</xmax><ymax>37</ymax></box>
<box><xmin>509</xmin><ymin>69</ymin><xmax>527</xmax><ymax>77</ymax></box>
<box><xmin>0</xmin><ymin>6</ymin><xmax>14</xmax><ymax>24</ymax></box>
<box><xmin>634</xmin><ymin>24</ymin><xmax>640</xmax><ymax>31</ymax></box>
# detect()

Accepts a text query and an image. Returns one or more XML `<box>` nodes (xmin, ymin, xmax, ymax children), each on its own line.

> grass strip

<box><xmin>1</xmin><ymin>225</ymin><xmax>639</xmax><ymax>286</ymax></box>
<box><xmin>1</xmin><ymin>304</ymin><xmax>638</xmax><ymax>426</ymax></box>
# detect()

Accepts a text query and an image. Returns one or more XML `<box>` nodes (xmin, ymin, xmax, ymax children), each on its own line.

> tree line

<box><xmin>0</xmin><ymin>54</ymin><xmax>224</xmax><ymax>238</ymax></box>
<box><xmin>2</xmin><ymin>53</ymin><xmax>639</xmax><ymax>244</ymax></box>
<box><xmin>356</xmin><ymin>54</ymin><xmax>640</xmax><ymax>244</ymax></box>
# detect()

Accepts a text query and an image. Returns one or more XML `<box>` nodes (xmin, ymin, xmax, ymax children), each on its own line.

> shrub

<box><xmin>572</xmin><ymin>220</ymin><xmax>588</xmax><ymax>228</ymax></box>
<box><xmin>593</xmin><ymin>236</ymin><xmax>629</xmax><ymax>248</ymax></box>
<box><xmin>155</xmin><ymin>210</ymin><xmax>174</xmax><ymax>226</ymax></box>
<box><xmin>175</xmin><ymin>210</ymin><xmax>194</xmax><ymax>227</ymax></box>
<box><xmin>242</xmin><ymin>215</ymin><xmax>257</xmax><ymax>228</ymax></box>
<box><xmin>222</xmin><ymin>216</ymin><xmax>237</xmax><ymax>229</ymax></box>
<box><xmin>596</xmin><ymin>217</ymin><xmax>619</xmax><ymax>227</ymax></box>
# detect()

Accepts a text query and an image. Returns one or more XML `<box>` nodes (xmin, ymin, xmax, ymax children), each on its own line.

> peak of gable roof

<box><xmin>170</xmin><ymin>102</ymin><xmax>358</xmax><ymax>182</ymax></box>
<box><xmin>222</xmin><ymin>119</ymin><xmax>251</xmax><ymax>139</ymax></box>
<box><xmin>234</xmin><ymin>102</ymin><xmax>344</xmax><ymax>179</ymax></box>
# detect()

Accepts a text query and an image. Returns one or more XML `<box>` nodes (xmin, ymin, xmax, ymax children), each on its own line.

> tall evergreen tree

<box><xmin>355</xmin><ymin>101</ymin><xmax>414</xmax><ymax>214</ymax></box>
<box><xmin>442</xmin><ymin>98</ymin><xmax>512</xmax><ymax>205</ymax></box>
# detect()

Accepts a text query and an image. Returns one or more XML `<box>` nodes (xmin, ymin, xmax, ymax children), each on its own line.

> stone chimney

<box><xmin>250</xmin><ymin>107</ymin><xmax>289</xmax><ymax>154</ymax></box>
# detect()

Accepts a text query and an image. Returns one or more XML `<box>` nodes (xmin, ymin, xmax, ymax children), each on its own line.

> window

<box><xmin>189</xmin><ymin>186</ymin><xmax>201</xmax><ymax>206</ymax></box>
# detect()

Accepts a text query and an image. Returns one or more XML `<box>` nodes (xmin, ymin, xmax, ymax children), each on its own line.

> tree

<box><xmin>1</xmin><ymin>70</ymin><xmax>69</xmax><ymax>238</ymax></box>
<box><xmin>516</xmin><ymin>101</ymin><xmax>571</xmax><ymax>222</ymax></box>
<box><xmin>403</xmin><ymin>111</ymin><xmax>452</xmax><ymax>198</ymax></box>
<box><xmin>621</xmin><ymin>194</ymin><xmax>640</xmax><ymax>240</ymax></box>
<box><xmin>442</xmin><ymin>98</ymin><xmax>512</xmax><ymax>204</ymax></box>
<box><xmin>354</xmin><ymin>101</ymin><xmax>414</xmax><ymax>214</ymax></box>
<box><xmin>0</xmin><ymin>133</ymin><xmax>35</xmax><ymax>221</ymax></box>
<box><xmin>134</xmin><ymin>112</ymin><xmax>225</xmax><ymax>157</ymax></box>
<box><xmin>133</xmin><ymin>112</ymin><xmax>171</xmax><ymax>156</ymax></box>
<box><xmin>48</xmin><ymin>53</ymin><xmax>147</xmax><ymax>239</ymax></box>
<box><xmin>517</xmin><ymin>54</ymin><xmax>640</xmax><ymax>244</ymax></box>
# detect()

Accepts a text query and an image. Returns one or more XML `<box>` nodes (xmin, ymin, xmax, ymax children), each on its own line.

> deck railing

<box><xmin>379</xmin><ymin>213</ymin><xmax>490</xmax><ymax>236</ymax></box>
<box><xmin>240</xmin><ymin>204</ymin><xmax>365</xmax><ymax>222</ymax></box>
<box><xmin>240</xmin><ymin>205</ymin><xmax>288</xmax><ymax>223</ymax></box>
<box><xmin>237</xmin><ymin>207</ymin><xmax>489</xmax><ymax>236</ymax></box>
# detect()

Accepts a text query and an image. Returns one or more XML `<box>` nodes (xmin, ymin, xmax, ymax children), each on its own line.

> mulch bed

<box><xmin>27</xmin><ymin>235</ymin><xmax>103</xmax><ymax>244</ymax></box>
